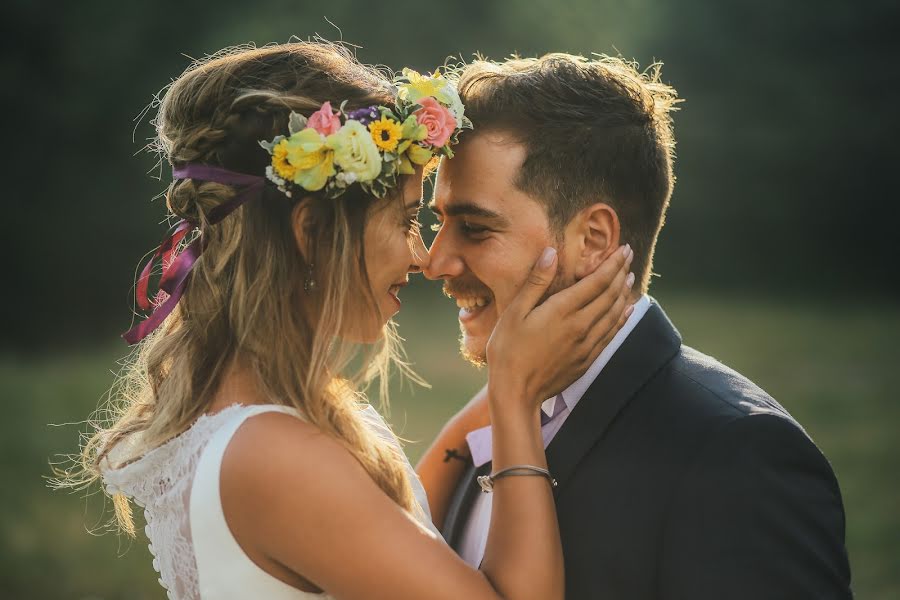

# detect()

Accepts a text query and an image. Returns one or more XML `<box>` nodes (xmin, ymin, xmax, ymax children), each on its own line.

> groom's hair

<box><xmin>457</xmin><ymin>53</ymin><xmax>679</xmax><ymax>293</ymax></box>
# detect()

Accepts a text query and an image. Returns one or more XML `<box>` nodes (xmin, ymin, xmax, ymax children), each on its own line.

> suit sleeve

<box><xmin>659</xmin><ymin>413</ymin><xmax>853</xmax><ymax>600</ymax></box>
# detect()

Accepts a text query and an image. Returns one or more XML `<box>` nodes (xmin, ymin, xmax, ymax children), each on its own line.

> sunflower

<box><xmin>368</xmin><ymin>116</ymin><xmax>403</xmax><ymax>153</ymax></box>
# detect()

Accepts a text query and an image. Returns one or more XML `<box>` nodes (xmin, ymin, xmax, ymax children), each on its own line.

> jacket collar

<box><xmin>545</xmin><ymin>300</ymin><xmax>682</xmax><ymax>496</ymax></box>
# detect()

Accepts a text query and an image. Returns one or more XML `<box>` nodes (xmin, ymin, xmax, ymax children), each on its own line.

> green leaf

<box><xmin>401</xmin><ymin>115</ymin><xmax>427</xmax><ymax>142</ymax></box>
<box><xmin>407</xmin><ymin>143</ymin><xmax>434</xmax><ymax>166</ymax></box>
<box><xmin>288</xmin><ymin>112</ymin><xmax>308</xmax><ymax>135</ymax></box>
<box><xmin>398</xmin><ymin>154</ymin><xmax>415</xmax><ymax>175</ymax></box>
<box><xmin>378</xmin><ymin>106</ymin><xmax>400</xmax><ymax>122</ymax></box>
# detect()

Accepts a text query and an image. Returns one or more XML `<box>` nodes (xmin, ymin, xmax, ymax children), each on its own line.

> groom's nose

<box><xmin>424</xmin><ymin>230</ymin><xmax>465</xmax><ymax>281</ymax></box>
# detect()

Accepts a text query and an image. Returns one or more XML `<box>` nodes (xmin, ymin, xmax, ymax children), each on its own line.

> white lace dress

<box><xmin>102</xmin><ymin>404</ymin><xmax>441</xmax><ymax>600</ymax></box>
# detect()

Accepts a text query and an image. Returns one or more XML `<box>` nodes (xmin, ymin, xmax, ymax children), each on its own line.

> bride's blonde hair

<box><xmin>64</xmin><ymin>42</ymin><xmax>423</xmax><ymax>532</ymax></box>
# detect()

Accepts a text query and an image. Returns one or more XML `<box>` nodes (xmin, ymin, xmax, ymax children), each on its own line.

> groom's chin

<box><xmin>459</xmin><ymin>333</ymin><xmax>488</xmax><ymax>367</ymax></box>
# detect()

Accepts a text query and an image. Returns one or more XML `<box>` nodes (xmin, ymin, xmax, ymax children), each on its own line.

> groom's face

<box><xmin>426</xmin><ymin>131</ymin><xmax>568</xmax><ymax>364</ymax></box>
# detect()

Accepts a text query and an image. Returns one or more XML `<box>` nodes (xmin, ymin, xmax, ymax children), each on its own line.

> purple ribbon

<box><xmin>122</xmin><ymin>164</ymin><xmax>265</xmax><ymax>345</ymax></box>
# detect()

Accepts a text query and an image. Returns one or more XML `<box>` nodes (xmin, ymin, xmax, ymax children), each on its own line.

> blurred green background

<box><xmin>3</xmin><ymin>0</ymin><xmax>898</xmax><ymax>597</ymax></box>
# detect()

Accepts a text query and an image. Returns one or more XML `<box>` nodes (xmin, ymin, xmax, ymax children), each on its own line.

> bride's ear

<box><xmin>569</xmin><ymin>202</ymin><xmax>620</xmax><ymax>280</ymax></box>
<box><xmin>291</xmin><ymin>200</ymin><xmax>315</xmax><ymax>264</ymax></box>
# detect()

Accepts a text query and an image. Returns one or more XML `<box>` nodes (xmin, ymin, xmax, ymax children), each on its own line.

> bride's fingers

<box><xmin>580</xmin><ymin>263</ymin><xmax>633</xmax><ymax>325</ymax></box>
<box><xmin>505</xmin><ymin>246</ymin><xmax>559</xmax><ymax>319</ymax></box>
<box><xmin>573</xmin><ymin>273</ymin><xmax>634</xmax><ymax>365</ymax></box>
<box><xmin>545</xmin><ymin>244</ymin><xmax>632</xmax><ymax>314</ymax></box>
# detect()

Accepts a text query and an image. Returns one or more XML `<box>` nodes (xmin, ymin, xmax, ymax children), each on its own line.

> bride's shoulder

<box><xmin>220</xmin><ymin>408</ymin><xmax>370</xmax><ymax>499</ymax></box>
<box><xmin>217</xmin><ymin>406</ymin><xmax>394</xmax><ymax>575</ymax></box>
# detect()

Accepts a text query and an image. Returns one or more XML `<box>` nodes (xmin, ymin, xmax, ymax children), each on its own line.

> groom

<box><xmin>426</xmin><ymin>54</ymin><xmax>852</xmax><ymax>598</ymax></box>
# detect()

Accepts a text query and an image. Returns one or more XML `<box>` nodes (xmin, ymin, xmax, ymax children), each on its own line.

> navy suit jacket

<box><xmin>441</xmin><ymin>301</ymin><xmax>852</xmax><ymax>599</ymax></box>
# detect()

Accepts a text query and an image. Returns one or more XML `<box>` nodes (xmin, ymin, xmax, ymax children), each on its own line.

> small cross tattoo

<box><xmin>443</xmin><ymin>448</ymin><xmax>469</xmax><ymax>463</ymax></box>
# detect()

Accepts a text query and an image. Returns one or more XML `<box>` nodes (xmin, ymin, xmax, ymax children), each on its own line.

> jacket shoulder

<box><xmin>660</xmin><ymin>344</ymin><xmax>798</xmax><ymax>425</ymax></box>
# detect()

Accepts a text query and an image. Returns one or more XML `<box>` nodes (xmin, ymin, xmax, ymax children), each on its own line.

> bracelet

<box><xmin>477</xmin><ymin>465</ymin><xmax>558</xmax><ymax>493</ymax></box>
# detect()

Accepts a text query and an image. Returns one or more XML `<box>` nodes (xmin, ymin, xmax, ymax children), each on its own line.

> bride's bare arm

<box><xmin>220</xmin><ymin>246</ymin><xmax>632</xmax><ymax>600</ymax></box>
<box><xmin>222</xmin><ymin>412</ymin><xmax>507</xmax><ymax>600</ymax></box>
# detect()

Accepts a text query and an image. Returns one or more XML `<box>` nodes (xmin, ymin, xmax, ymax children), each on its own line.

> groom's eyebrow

<box><xmin>428</xmin><ymin>201</ymin><xmax>510</xmax><ymax>227</ymax></box>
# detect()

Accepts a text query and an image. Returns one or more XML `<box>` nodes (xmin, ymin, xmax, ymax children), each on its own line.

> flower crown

<box><xmin>259</xmin><ymin>68</ymin><xmax>472</xmax><ymax>200</ymax></box>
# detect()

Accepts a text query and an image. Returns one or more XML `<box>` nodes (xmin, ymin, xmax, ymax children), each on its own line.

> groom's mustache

<box><xmin>443</xmin><ymin>278</ymin><xmax>493</xmax><ymax>300</ymax></box>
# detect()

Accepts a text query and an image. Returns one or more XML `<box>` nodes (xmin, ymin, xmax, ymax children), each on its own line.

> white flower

<box><xmin>336</xmin><ymin>171</ymin><xmax>358</xmax><ymax>185</ymax></box>
<box><xmin>326</xmin><ymin>121</ymin><xmax>382</xmax><ymax>183</ymax></box>
<box><xmin>439</xmin><ymin>81</ymin><xmax>466</xmax><ymax>128</ymax></box>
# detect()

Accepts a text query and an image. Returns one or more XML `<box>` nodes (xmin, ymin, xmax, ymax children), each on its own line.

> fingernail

<box><xmin>625</xmin><ymin>272</ymin><xmax>635</xmax><ymax>288</ymax></box>
<box><xmin>539</xmin><ymin>247</ymin><xmax>557</xmax><ymax>269</ymax></box>
<box><xmin>620</xmin><ymin>244</ymin><xmax>631</xmax><ymax>258</ymax></box>
<box><xmin>625</xmin><ymin>304</ymin><xmax>635</xmax><ymax>319</ymax></box>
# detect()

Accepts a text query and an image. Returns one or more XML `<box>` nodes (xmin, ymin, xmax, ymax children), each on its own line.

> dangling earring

<box><xmin>304</xmin><ymin>263</ymin><xmax>317</xmax><ymax>292</ymax></box>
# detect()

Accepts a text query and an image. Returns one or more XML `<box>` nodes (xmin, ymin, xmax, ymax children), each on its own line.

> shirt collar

<box><xmin>541</xmin><ymin>295</ymin><xmax>651</xmax><ymax>418</ymax></box>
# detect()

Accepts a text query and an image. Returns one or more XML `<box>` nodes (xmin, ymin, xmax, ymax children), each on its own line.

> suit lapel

<box><xmin>545</xmin><ymin>301</ymin><xmax>682</xmax><ymax>495</ymax></box>
<box><xmin>442</xmin><ymin>461</ymin><xmax>492</xmax><ymax>550</ymax></box>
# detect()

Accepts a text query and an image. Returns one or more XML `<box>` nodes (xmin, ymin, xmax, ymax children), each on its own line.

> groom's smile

<box><xmin>426</xmin><ymin>131</ymin><xmax>562</xmax><ymax>364</ymax></box>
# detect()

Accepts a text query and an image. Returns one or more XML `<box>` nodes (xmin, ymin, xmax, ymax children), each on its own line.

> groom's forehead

<box><xmin>431</xmin><ymin>136</ymin><xmax>531</xmax><ymax>220</ymax></box>
<box><xmin>428</xmin><ymin>194</ymin><xmax>511</xmax><ymax>226</ymax></box>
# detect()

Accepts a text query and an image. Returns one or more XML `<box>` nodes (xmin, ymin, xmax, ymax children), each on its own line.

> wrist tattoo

<box><xmin>443</xmin><ymin>448</ymin><xmax>470</xmax><ymax>463</ymax></box>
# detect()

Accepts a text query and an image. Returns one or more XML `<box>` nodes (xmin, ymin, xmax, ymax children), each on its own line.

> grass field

<box><xmin>2</xmin><ymin>291</ymin><xmax>898</xmax><ymax>598</ymax></box>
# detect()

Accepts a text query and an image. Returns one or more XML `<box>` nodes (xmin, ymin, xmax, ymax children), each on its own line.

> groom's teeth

<box><xmin>454</xmin><ymin>296</ymin><xmax>490</xmax><ymax>310</ymax></box>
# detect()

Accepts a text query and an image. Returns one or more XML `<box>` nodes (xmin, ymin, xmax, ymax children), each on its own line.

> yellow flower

<box><xmin>398</xmin><ymin>68</ymin><xmax>448</xmax><ymax>104</ymax></box>
<box><xmin>272</xmin><ymin>139</ymin><xmax>297</xmax><ymax>181</ymax></box>
<box><xmin>285</xmin><ymin>129</ymin><xmax>335</xmax><ymax>192</ymax></box>
<box><xmin>369</xmin><ymin>116</ymin><xmax>403</xmax><ymax>152</ymax></box>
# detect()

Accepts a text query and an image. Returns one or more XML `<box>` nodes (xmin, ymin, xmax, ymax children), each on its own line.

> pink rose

<box><xmin>307</xmin><ymin>101</ymin><xmax>342</xmax><ymax>136</ymax></box>
<box><xmin>413</xmin><ymin>97</ymin><xmax>456</xmax><ymax>147</ymax></box>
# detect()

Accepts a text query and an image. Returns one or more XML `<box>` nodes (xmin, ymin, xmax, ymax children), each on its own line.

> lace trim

<box><xmin>100</xmin><ymin>403</ymin><xmax>437</xmax><ymax>598</ymax></box>
<box><xmin>102</xmin><ymin>404</ymin><xmax>248</xmax><ymax>600</ymax></box>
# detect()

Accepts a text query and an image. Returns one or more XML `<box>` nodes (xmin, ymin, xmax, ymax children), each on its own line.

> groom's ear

<box><xmin>567</xmin><ymin>202</ymin><xmax>620</xmax><ymax>280</ymax></box>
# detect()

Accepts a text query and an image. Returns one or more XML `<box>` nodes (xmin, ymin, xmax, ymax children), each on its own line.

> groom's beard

<box><xmin>449</xmin><ymin>262</ymin><xmax>570</xmax><ymax>367</ymax></box>
<box><xmin>445</xmin><ymin>276</ymin><xmax>493</xmax><ymax>367</ymax></box>
<box><xmin>443</xmin><ymin>278</ymin><xmax>493</xmax><ymax>304</ymax></box>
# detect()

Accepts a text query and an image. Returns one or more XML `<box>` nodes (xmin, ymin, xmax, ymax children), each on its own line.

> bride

<box><xmin>74</xmin><ymin>42</ymin><xmax>633</xmax><ymax>600</ymax></box>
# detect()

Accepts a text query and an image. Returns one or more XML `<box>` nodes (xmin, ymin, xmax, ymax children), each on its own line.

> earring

<box><xmin>304</xmin><ymin>263</ymin><xmax>316</xmax><ymax>292</ymax></box>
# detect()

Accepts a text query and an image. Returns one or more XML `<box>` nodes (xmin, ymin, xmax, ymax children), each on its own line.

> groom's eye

<box><xmin>429</xmin><ymin>219</ymin><xmax>490</xmax><ymax>238</ymax></box>
<box><xmin>461</xmin><ymin>221</ymin><xmax>489</xmax><ymax>236</ymax></box>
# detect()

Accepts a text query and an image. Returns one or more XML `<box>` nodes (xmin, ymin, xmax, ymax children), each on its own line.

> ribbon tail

<box><xmin>134</xmin><ymin>256</ymin><xmax>156</xmax><ymax>312</ymax></box>
<box><xmin>122</xmin><ymin>238</ymin><xmax>201</xmax><ymax>345</ymax></box>
<box><xmin>134</xmin><ymin>220</ymin><xmax>193</xmax><ymax>311</ymax></box>
<box><xmin>159</xmin><ymin>238</ymin><xmax>201</xmax><ymax>293</ymax></box>
<box><xmin>122</xmin><ymin>281</ymin><xmax>187</xmax><ymax>345</ymax></box>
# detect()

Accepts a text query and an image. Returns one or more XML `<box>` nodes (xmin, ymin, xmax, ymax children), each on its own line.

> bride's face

<box><xmin>353</xmin><ymin>167</ymin><xmax>429</xmax><ymax>342</ymax></box>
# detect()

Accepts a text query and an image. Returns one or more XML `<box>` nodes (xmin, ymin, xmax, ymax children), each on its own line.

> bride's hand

<box><xmin>486</xmin><ymin>244</ymin><xmax>634</xmax><ymax>410</ymax></box>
